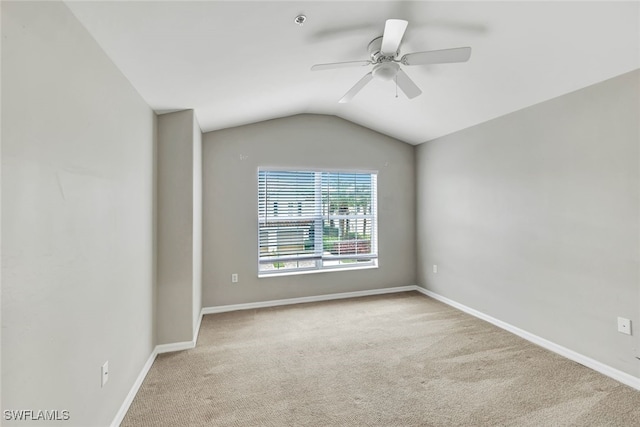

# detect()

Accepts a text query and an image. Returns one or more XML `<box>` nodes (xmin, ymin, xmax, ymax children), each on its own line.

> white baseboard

<box><xmin>193</xmin><ymin>309</ymin><xmax>204</xmax><ymax>342</ymax></box>
<box><xmin>112</xmin><ymin>310</ymin><xmax>206</xmax><ymax>426</ymax></box>
<box><xmin>156</xmin><ymin>309</ymin><xmax>205</xmax><ymax>354</ymax></box>
<box><xmin>202</xmin><ymin>285</ymin><xmax>417</xmax><ymax>315</ymax></box>
<box><xmin>110</xmin><ymin>348</ymin><xmax>158</xmax><ymax>427</ymax></box>
<box><xmin>155</xmin><ymin>340</ymin><xmax>195</xmax><ymax>354</ymax></box>
<box><xmin>413</xmin><ymin>286</ymin><xmax>640</xmax><ymax>391</ymax></box>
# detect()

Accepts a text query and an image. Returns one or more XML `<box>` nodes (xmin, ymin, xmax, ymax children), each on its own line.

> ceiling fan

<box><xmin>311</xmin><ymin>19</ymin><xmax>472</xmax><ymax>103</ymax></box>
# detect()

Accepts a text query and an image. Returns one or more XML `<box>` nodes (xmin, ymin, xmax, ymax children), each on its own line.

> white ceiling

<box><xmin>65</xmin><ymin>1</ymin><xmax>639</xmax><ymax>145</ymax></box>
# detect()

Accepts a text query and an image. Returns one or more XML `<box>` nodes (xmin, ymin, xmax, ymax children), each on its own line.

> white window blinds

<box><xmin>258</xmin><ymin>169</ymin><xmax>378</xmax><ymax>275</ymax></box>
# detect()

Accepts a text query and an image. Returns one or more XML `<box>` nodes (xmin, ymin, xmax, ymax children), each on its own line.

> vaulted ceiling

<box><xmin>65</xmin><ymin>1</ymin><xmax>639</xmax><ymax>145</ymax></box>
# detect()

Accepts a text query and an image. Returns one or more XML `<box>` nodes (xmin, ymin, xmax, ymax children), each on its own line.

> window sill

<box><xmin>258</xmin><ymin>264</ymin><xmax>378</xmax><ymax>279</ymax></box>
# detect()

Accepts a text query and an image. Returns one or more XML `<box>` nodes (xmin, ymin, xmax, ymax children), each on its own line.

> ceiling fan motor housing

<box><xmin>367</xmin><ymin>36</ymin><xmax>397</xmax><ymax>63</ymax></box>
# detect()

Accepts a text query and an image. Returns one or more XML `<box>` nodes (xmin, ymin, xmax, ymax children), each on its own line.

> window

<box><xmin>258</xmin><ymin>169</ymin><xmax>378</xmax><ymax>275</ymax></box>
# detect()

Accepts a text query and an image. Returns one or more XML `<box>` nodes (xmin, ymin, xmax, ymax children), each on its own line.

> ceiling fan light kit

<box><xmin>372</xmin><ymin>62</ymin><xmax>399</xmax><ymax>81</ymax></box>
<box><xmin>312</xmin><ymin>19</ymin><xmax>472</xmax><ymax>103</ymax></box>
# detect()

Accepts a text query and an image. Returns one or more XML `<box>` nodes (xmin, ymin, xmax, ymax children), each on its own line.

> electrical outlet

<box><xmin>618</xmin><ymin>317</ymin><xmax>632</xmax><ymax>335</ymax></box>
<box><xmin>101</xmin><ymin>361</ymin><xmax>109</xmax><ymax>387</ymax></box>
<box><xmin>433</xmin><ymin>264</ymin><xmax>438</xmax><ymax>274</ymax></box>
<box><xmin>231</xmin><ymin>273</ymin><xmax>238</xmax><ymax>283</ymax></box>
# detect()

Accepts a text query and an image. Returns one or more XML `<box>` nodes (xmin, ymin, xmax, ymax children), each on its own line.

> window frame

<box><xmin>257</xmin><ymin>167</ymin><xmax>378</xmax><ymax>277</ymax></box>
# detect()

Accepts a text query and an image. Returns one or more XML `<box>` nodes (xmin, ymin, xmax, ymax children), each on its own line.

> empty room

<box><xmin>2</xmin><ymin>1</ymin><xmax>639</xmax><ymax>426</ymax></box>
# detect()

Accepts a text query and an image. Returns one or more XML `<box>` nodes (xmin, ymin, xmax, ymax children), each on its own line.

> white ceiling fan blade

<box><xmin>339</xmin><ymin>72</ymin><xmax>373</xmax><ymax>103</ymax></box>
<box><xmin>381</xmin><ymin>19</ymin><xmax>408</xmax><ymax>56</ymax></box>
<box><xmin>311</xmin><ymin>61</ymin><xmax>371</xmax><ymax>71</ymax></box>
<box><xmin>402</xmin><ymin>47</ymin><xmax>472</xmax><ymax>66</ymax></box>
<box><xmin>395</xmin><ymin>69</ymin><xmax>422</xmax><ymax>99</ymax></box>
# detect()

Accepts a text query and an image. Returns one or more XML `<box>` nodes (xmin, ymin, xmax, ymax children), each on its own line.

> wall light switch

<box><xmin>617</xmin><ymin>317</ymin><xmax>632</xmax><ymax>335</ymax></box>
<box><xmin>231</xmin><ymin>273</ymin><xmax>238</xmax><ymax>283</ymax></box>
<box><xmin>101</xmin><ymin>361</ymin><xmax>109</xmax><ymax>387</ymax></box>
<box><xmin>433</xmin><ymin>264</ymin><xmax>438</xmax><ymax>274</ymax></box>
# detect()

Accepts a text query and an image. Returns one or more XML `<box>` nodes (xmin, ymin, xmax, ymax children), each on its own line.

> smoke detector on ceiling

<box><xmin>294</xmin><ymin>15</ymin><xmax>306</xmax><ymax>26</ymax></box>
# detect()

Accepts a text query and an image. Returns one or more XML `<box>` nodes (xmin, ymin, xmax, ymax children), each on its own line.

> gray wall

<box><xmin>193</xmin><ymin>115</ymin><xmax>203</xmax><ymax>333</ymax></box>
<box><xmin>416</xmin><ymin>70</ymin><xmax>640</xmax><ymax>377</ymax></box>
<box><xmin>2</xmin><ymin>1</ymin><xmax>156</xmax><ymax>425</ymax></box>
<box><xmin>157</xmin><ymin>110</ymin><xmax>203</xmax><ymax>345</ymax></box>
<box><xmin>203</xmin><ymin>114</ymin><xmax>415</xmax><ymax>306</ymax></box>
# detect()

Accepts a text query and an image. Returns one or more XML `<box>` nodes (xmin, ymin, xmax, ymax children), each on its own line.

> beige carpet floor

<box><xmin>122</xmin><ymin>292</ymin><xmax>640</xmax><ymax>426</ymax></box>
